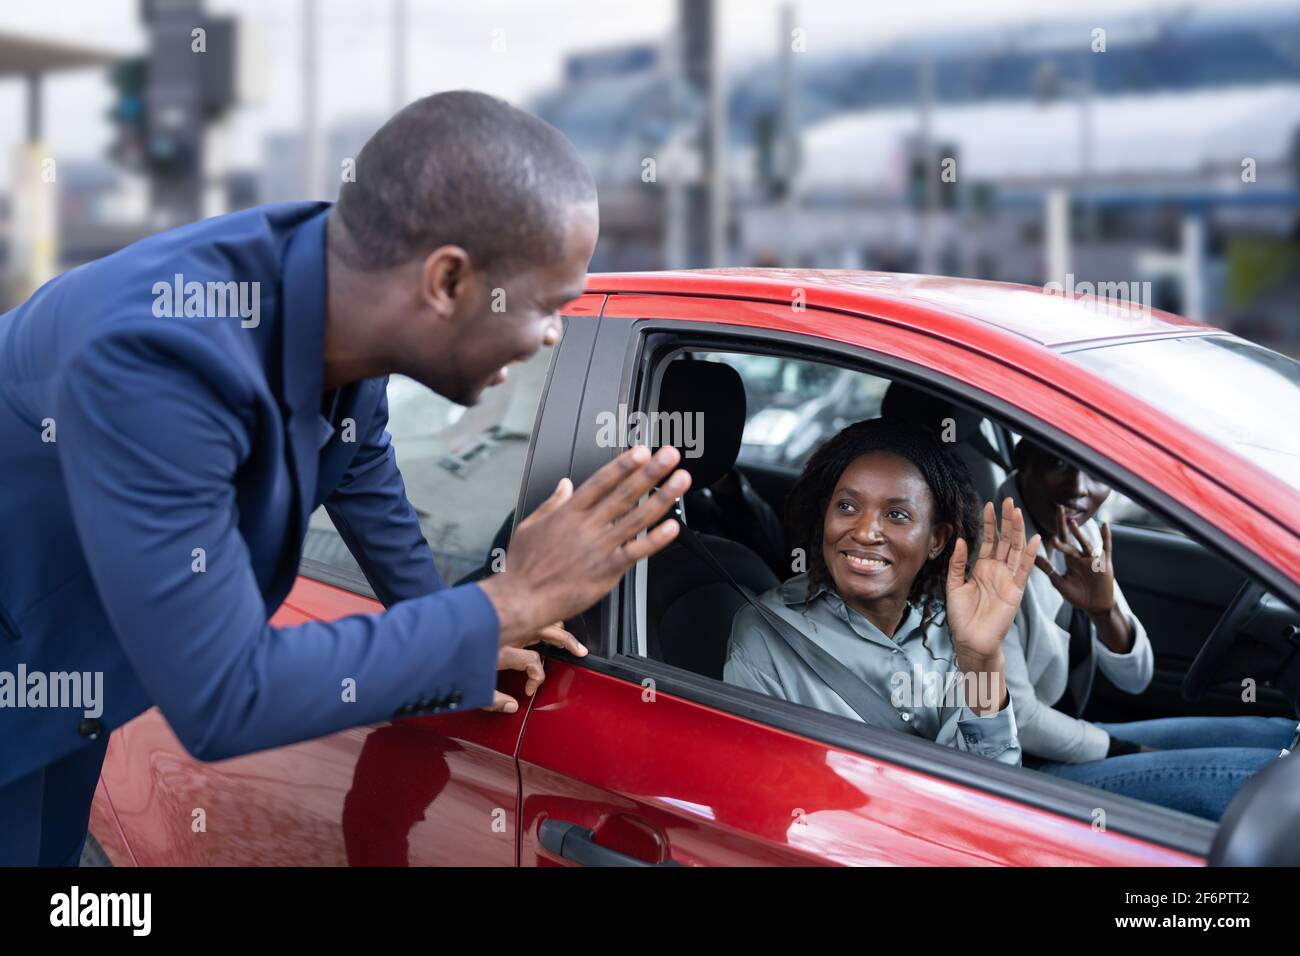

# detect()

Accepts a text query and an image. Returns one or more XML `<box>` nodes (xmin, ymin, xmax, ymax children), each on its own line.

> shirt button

<box><xmin>900</xmin><ymin>712</ymin><xmax>913</xmax><ymax>722</ymax></box>
<box><xmin>78</xmin><ymin>718</ymin><xmax>102</xmax><ymax>739</ymax></box>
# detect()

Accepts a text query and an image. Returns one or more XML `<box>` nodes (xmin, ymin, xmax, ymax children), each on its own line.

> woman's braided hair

<box><xmin>785</xmin><ymin>418</ymin><xmax>982</xmax><ymax>637</ymax></box>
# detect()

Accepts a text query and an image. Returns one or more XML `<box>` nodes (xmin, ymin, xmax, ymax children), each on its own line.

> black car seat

<box><xmin>647</xmin><ymin>359</ymin><xmax>780</xmax><ymax>678</ymax></box>
<box><xmin>880</xmin><ymin>381</ymin><xmax>1009</xmax><ymax>505</ymax></box>
<box><xmin>663</xmin><ymin>358</ymin><xmax>787</xmax><ymax>576</ymax></box>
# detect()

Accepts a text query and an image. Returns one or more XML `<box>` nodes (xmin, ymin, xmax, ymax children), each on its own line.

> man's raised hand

<box><xmin>478</xmin><ymin>445</ymin><xmax>692</xmax><ymax>646</ymax></box>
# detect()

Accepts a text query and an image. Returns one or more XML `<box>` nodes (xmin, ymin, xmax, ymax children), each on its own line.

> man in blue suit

<box><xmin>0</xmin><ymin>91</ymin><xmax>691</xmax><ymax>865</ymax></box>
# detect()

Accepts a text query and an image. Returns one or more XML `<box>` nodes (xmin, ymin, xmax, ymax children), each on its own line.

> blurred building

<box><xmin>531</xmin><ymin>4</ymin><xmax>1300</xmax><ymax>348</ymax></box>
<box><xmin>0</xmin><ymin>29</ymin><xmax>122</xmax><ymax>308</ymax></box>
<box><xmin>55</xmin><ymin>160</ymin><xmax>151</xmax><ymax>266</ymax></box>
<box><xmin>532</xmin><ymin>43</ymin><xmax>677</xmax><ymax>272</ymax></box>
<box><xmin>259</xmin><ymin>114</ymin><xmax>385</xmax><ymax>205</ymax></box>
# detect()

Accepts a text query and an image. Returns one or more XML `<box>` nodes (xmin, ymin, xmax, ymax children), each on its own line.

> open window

<box><xmin>616</xmin><ymin>326</ymin><xmax>1299</xmax><ymax>832</ymax></box>
<box><xmin>299</xmin><ymin>327</ymin><xmax>562</xmax><ymax>596</ymax></box>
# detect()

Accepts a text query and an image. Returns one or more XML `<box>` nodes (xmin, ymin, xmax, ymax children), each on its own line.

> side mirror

<box><xmin>1209</xmin><ymin>751</ymin><xmax>1300</xmax><ymax>865</ymax></box>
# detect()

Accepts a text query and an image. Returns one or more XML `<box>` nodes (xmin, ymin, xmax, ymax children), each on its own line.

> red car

<box><xmin>87</xmin><ymin>270</ymin><xmax>1300</xmax><ymax>866</ymax></box>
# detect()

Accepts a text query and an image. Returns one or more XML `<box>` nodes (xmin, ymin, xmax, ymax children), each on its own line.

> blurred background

<box><xmin>1</xmin><ymin>0</ymin><xmax>1299</xmax><ymax>355</ymax></box>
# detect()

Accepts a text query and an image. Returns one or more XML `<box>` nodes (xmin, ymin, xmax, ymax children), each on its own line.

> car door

<box><xmin>93</xmin><ymin>297</ymin><xmax>602</xmax><ymax>866</ymax></box>
<box><xmin>515</xmin><ymin>293</ymin><xmax>1211</xmax><ymax>866</ymax></box>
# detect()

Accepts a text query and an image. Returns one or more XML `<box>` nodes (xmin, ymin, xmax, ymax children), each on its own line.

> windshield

<box><xmin>1071</xmin><ymin>335</ymin><xmax>1300</xmax><ymax>493</ymax></box>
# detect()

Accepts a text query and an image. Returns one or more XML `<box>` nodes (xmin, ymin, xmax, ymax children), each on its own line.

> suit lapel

<box><xmin>275</xmin><ymin>207</ymin><xmax>330</xmax><ymax>597</ymax></box>
<box><xmin>314</xmin><ymin>377</ymin><xmax>384</xmax><ymax>503</ymax></box>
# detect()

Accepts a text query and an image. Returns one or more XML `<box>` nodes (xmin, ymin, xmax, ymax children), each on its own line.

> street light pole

<box><xmin>392</xmin><ymin>0</ymin><xmax>407</xmax><ymax>112</ymax></box>
<box><xmin>301</xmin><ymin>0</ymin><xmax>322</xmax><ymax>199</ymax></box>
<box><xmin>918</xmin><ymin>53</ymin><xmax>938</xmax><ymax>275</ymax></box>
<box><xmin>778</xmin><ymin>3</ymin><xmax>799</xmax><ymax>267</ymax></box>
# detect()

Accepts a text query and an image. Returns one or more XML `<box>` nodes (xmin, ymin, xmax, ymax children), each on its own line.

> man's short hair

<box><xmin>334</xmin><ymin>90</ymin><xmax>596</xmax><ymax>274</ymax></box>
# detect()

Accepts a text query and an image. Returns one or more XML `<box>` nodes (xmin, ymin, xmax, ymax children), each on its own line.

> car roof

<box><xmin>585</xmin><ymin>269</ymin><xmax>1209</xmax><ymax>349</ymax></box>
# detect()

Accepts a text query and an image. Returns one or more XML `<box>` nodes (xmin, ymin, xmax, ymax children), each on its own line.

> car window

<box><xmin>301</xmin><ymin>339</ymin><xmax>559</xmax><ymax>590</ymax></box>
<box><xmin>639</xmin><ymin>343</ymin><xmax>1204</xmax><ymax>707</ymax></box>
<box><xmin>1071</xmin><ymin>335</ymin><xmax>1300</xmax><ymax>493</ymax></box>
<box><xmin>695</xmin><ymin>351</ymin><xmax>890</xmax><ymax>470</ymax></box>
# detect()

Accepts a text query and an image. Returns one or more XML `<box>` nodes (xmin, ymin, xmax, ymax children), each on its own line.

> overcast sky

<box><xmin>0</xmin><ymin>0</ymin><xmax>1294</xmax><ymax>176</ymax></box>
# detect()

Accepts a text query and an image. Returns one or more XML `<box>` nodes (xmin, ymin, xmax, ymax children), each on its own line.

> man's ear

<box><xmin>928</xmin><ymin>522</ymin><xmax>953</xmax><ymax>560</ymax></box>
<box><xmin>420</xmin><ymin>245</ymin><xmax>471</xmax><ymax>316</ymax></box>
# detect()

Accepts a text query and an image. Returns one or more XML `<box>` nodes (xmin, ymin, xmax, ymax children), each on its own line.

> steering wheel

<box><xmin>1182</xmin><ymin>580</ymin><xmax>1267</xmax><ymax>701</ymax></box>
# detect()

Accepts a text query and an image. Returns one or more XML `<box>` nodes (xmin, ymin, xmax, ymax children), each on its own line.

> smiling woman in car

<box><xmin>723</xmin><ymin>418</ymin><xmax>1040</xmax><ymax>765</ymax></box>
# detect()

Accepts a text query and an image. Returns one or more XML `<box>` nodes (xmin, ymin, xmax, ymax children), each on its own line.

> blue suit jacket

<box><xmin>0</xmin><ymin>202</ymin><xmax>499</xmax><ymax>788</ymax></box>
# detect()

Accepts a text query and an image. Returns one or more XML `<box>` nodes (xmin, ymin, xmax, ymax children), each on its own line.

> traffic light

<box><xmin>143</xmin><ymin>13</ymin><xmax>238</xmax><ymax>179</ymax></box>
<box><xmin>106</xmin><ymin>56</ymin><xmax>148</xmax><ymax>170</ymax></box>
<box><xmin>105</xmin><ymin>52</ymin><xmax>195</xmax><ymax>176</ymax></box>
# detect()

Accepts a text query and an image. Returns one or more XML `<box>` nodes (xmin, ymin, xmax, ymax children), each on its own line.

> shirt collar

<box><xmin>777</xmin><ymin>572</ymin><xmax>934</xmax><ymax>646</ymax></box>
<box><xmin>776</xmin><ymin>572</ymin><xmax>828</xmax><ymax>607</ymax></box>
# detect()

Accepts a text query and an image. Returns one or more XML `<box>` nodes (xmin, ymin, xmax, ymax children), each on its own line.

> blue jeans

<box><xmin>1037</xmin><ymin>716</ymin><xmax>1297</xmax><ymax>822</ymax></box>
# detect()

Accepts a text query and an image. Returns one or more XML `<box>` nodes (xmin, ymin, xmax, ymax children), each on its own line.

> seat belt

<box><xmin>671</xmin><ymin>512</ymin><xmax>918</xmax><ymax>734</ymax></box>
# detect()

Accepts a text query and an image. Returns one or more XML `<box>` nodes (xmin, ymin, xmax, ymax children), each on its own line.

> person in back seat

<box><xmin>723</xmin><ymin>418</ymin><xmax>1041</xmax><ymax>765</ymax></box>
<box><xmin>996</xmin><ymin>438</ymin><xmax>1295</xmax><ymax>820</ymax></box>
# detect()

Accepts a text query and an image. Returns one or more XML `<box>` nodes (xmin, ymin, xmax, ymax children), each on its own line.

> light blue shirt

<box><xmin>724</xmin><ymin>573</ymin><xmax>1022</xmax><ymax>765</ymax></box>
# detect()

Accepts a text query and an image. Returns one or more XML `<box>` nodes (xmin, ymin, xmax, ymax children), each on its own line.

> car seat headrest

<box><xmin>881</xmin><ymin>380</ymin><xmax>983</xmax><ymax>443</ymax></box>
<box><xmin>655</xmin><ymin>359</ymin><xmax>747</xmax><ymax>490</ymax></box>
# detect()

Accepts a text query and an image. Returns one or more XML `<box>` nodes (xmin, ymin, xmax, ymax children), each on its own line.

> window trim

<box><xmin>298</xmin><ymin>557</ymin><xmax>376</xmax><ymax>600</ymax></box>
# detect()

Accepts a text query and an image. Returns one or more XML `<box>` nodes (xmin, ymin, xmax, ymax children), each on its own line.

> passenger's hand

<box><xmin>946</xmin><ymin>498</ymin><xmax>1041</xmax><ymax>666</ymax></box>
<box><xmin>478</xmin><ymin>446</ymin><xmax>691</xmax><ymax>645</ymax></box>
<box><xmin>483</xmin><ymin>623</ymin><xmax>586</xmax><ymax>714</ymax></box>
<box><xmin>1035</xmin><ymin>508</ymin><xmax>1116</xmax><ymax>614</ymax></box>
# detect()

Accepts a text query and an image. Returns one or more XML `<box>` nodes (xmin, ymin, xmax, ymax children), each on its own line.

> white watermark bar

<box><xmin>0</xmin><ymin>664</ymin><xmax>103</xmax><ymax>718</ymax></box>
<box><xmin>1042</xmin><ymin>272</ymin><xmax>1153</xmax><ymax>317</ymax></box>
<box><xmin>594</xmin><ymin>404</ymin><xmax>705</xmax><ymax>459</ymax></box>
<box><xmin>889</xmin><ymin>664</ymin><xmax>1003</xmax><ymax>712</ymax></box>
<box><xmin>50</xmin><ymin>886</ymin><xmax>151</xmax><ymax>936</ymax></box>
<box><xmin>151</xmin><ymin>272</ymin><xmax>261</xmax><ymax>327</ymax></box>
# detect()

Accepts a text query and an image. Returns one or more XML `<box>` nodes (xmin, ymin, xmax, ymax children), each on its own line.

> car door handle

<box><xmin>538</xmin><ymin>819</ymin><xmax>682</xmax><ymax>867</ymax></box>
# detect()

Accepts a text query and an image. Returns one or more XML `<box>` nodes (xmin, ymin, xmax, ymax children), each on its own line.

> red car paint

<box><xmin>91</xmin><ymin>271</ymin><xmax>1294</xmax><ymax>867</ymax></box>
